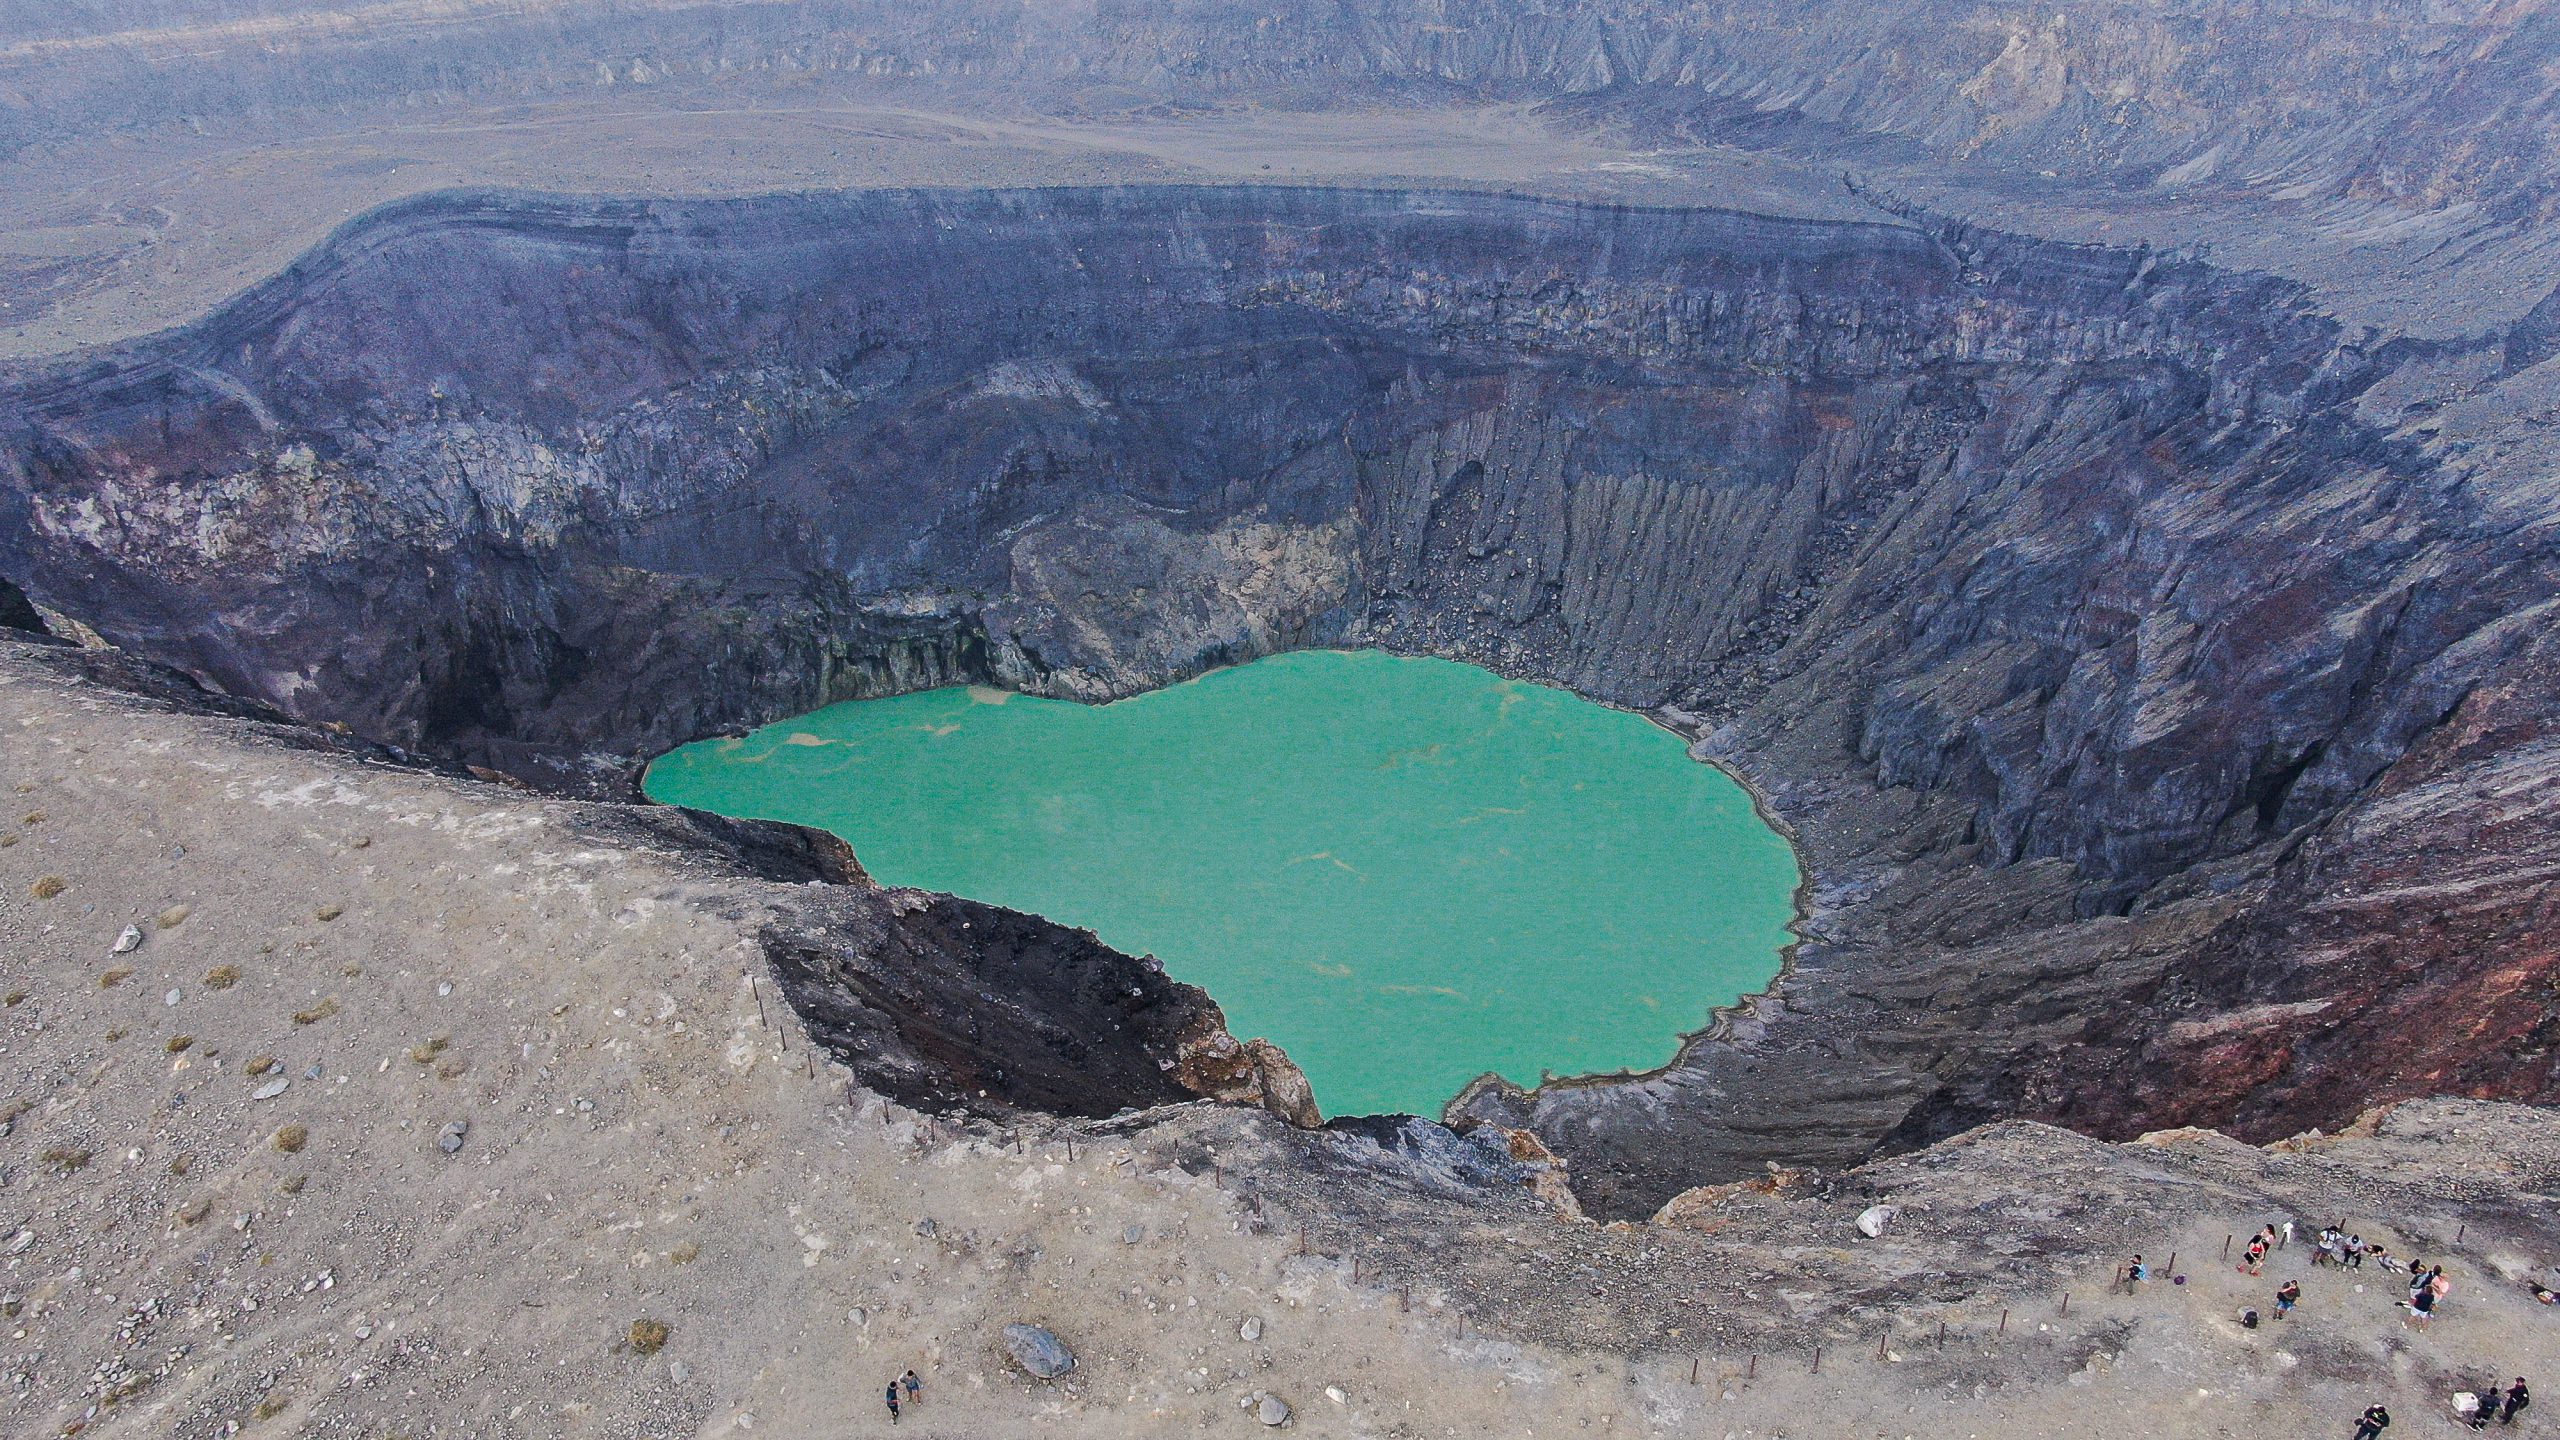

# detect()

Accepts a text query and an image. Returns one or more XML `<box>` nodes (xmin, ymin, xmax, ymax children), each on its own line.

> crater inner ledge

<box><xmin>6</xmin><ymin>184</ymin><xmax>2555</xmax><ymax>1217</ymax></box>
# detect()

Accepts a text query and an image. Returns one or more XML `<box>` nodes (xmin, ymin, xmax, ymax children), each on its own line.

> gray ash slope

<box><xmin>5</xmin><ymin>184</ymin><xmax>2557</xmax><ymax>1216</ymax></box>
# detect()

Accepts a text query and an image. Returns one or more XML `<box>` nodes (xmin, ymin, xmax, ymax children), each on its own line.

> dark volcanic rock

<box><xmin>4</xmin><ymin>184</ymin><xmax>2555</xmax><ymax>1215</ymax></box>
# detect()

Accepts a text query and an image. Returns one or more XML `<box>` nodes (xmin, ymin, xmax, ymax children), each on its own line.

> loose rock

<box><xmin>438</xmin><ymin>1120</ymin><xmax>469</xmax><ymax>1154</ymax></box>
<box><xmin>112</xmin><ymin>925</ymin><xmax>142</xmax><ymax>955</ymax></box>
<box><xmin>1239</xmin><ymin>1316</ymin><xmax>1263</xmax><ymax>1343</ymax></box>
<box><xmin>1259</xmin><ymin>1393</ymin><xmax>1292</xmax><ymax>1426</ymax></box>
<box><xmin>1855</xmin><ymin>1204</ymin><xmax>1900</xmax><ymax>1238</ymax></box>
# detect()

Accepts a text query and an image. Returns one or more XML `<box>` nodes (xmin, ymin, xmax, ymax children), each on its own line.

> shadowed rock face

<box><xmin>4</xmin><ymin>184</ymin><xmax>2555</xmax><ymax>1215</ymax></box>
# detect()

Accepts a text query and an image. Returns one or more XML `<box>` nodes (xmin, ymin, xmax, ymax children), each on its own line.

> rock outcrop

<box><xmin>4</xmin><ymin>184</ymin><xmax>2555</xmax><ymax>1214</ymax></box>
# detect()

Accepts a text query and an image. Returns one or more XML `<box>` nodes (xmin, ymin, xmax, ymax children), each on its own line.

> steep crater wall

<box><xmin>5</xmin><ymin>185</ymin><xmax>2554</xmax><ymax>1215</ymax></box>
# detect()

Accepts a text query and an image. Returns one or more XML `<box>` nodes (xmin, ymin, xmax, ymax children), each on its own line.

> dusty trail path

<box><xmin>1</xmin><ymin>634</ymin><xmax>2555</xmax><ymax>1438</ymax></box>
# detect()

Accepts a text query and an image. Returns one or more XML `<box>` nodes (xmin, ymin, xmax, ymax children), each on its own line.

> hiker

<box><xmin>2275</xmin><ymin>1280</ymin><xmax>2300</xmax><ymax>1318</ymax></box>
<box><xmin>2315</xmin><ymin>1228</ymin><xmax>2340</xmax><ymax>1267</ymax></box>
<box><xmin>2121</xmin><ymin>1254</ymin><xmax>2148</xmax><ymax>1291</ymax></box>
<box><xmin>2243</xmin><ymin>1235</ymin><xmax>2268</xmax><ymax>1276</ymax></box>
<box><xmin>2501</xmin><ymin>1378</ymin><xmax>2530</xmax><ymax>1425</ymax></box>
<box><xmin>2353</xmin><ymin>1402</ymin><xmax>2392</xmax><ymax>1439</ymax></box>
<box><xmin>2408</xmin><ymin>1284</ymin><xmax>2438</xmax><ymax>1330</ymax></box>
<box><xmin>2432</xmin><ymin>1269</ymin><xmax>2454</xmax><ymax>1313</ymax></box>
<box><xmin>2346</xmin><ymin>1233</ymin><xmax>2368</xmax><ymax>1268</ymax></box>
<box><xmin>885</xmin><ymin>1380</ymin><xmax>901</xmax><ymax>1425</ymax></box>
<box><xmin>2281</xmin><ymin>1219</ymin><xmax>2296</xmax><ymax>1249</ymax></box>
<box><xmin>901</xmin><ymin>1369</ymin><xmax>923</xmax><ymax>1406</ymax></box>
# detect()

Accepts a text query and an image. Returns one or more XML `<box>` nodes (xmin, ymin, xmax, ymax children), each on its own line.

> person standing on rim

<box><xmin>884</xmin><ymin>1379</ymin><xmax>902</xmax><ymax>1425</ymax></box>
<box><xmin>901</xmin><ymin>1369</ymin><xmax>924</xmax><ymax>1408</ymax></box>
<box><xmin>2502</xmin><ymin>1378</ymin><xmax>2530</xmax><ymax>1425</ymax></box>
<box><xmin>2353</xmin><ymin>1402</ymin><xmax>2392</xmax><ymax>1439</ymax></box>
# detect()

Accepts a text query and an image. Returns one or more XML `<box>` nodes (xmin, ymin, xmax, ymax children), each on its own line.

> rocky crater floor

<box><xmin>4</xmin><ymin>183</ymin><xmax>2557</xmax><ymax>1217</ymax></box>
<box><xmin>4</xmin><ymin>634</ymin><xmax>2560</xmax><ymax>1439</ymax></box>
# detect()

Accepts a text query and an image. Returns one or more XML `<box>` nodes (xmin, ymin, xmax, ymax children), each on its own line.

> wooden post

<box><xmin>749</xmin><ymin>973</ymin><xmax>770</xmax><ymax>1029</ymax></box>
<box><xmin>1689</xmin><ymin>1357</ymin><xmax>1700</xmax><ymax>1385</ymax></box>
<box><xmin>1810</xmin><ymin>1346</ymin><xmax>1821</xmax><ymax>1374</ymax></box>
<box><xmin>1746</xmin><ymin>1353</ymin><xmax>1757</xmax><ymax>1380</ymax></box>
<box><xmin>1875</xmin><ymin>1332</ymin><xmax>1888</xmax><ymax>1360</ymax></box>
<box><xmin>1936</xmin><ymin>1321</ymin><xmax>1946</xmax><ymax>1348</ymax></box>
<box><xmin>1400</xmin><ymin>1287</ymin><xmax>1410</xmax><ymax>1313</ymax></box>
<box><xmin>2166</xmin><ymin>1251</ymin><xmax>2177</xmax><ymax>1276</ymax></box>
<box><xmin>2456</xmin><ymin>1223</ymin><xmax>2466</xmax><ymax>1244</ymax></box>
<box><xmin>2059</xmin><ymin>1292</ymin><xmax>2069</xmax><ymax>1317</ymax></box>
<box><xmin>2222</xmin><ymin>1234</ymin><xmax>2232</xmax><ymax>1261</ymax></box>
<box><xmin>1997</xmin><ymin>1308</ymin><xmax>2008</xmax><ymax>1335</ymax></box>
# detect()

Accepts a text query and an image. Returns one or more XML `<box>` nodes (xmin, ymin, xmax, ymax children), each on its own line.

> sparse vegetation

<box><xmin>39</xmin><ymin>1146</ymin><xmax>91</xmax><ymax>1174</ymax></box>
<box><xmin>627</xmin><ymin>1319</ymin><xmax>670</xmax><ymax>1355</ymax></box>
<box><xmin>313</xmin><ymin>904</ymin><xmax>344</xmax><ymax>922</ymax></box>
<box><xmin>245</xmin><ymin>1055</ymin><xmax>280</xmax><ymax>1076</ymax></box>
<box><xmin>99</xmin><ymin>967</ymin><xmax>132</xmax><ymax>988</ymax></box>
<box><xmin>155</xmin><ymin>904</ymin><xmax>189</xmax><ymax>929</ymax></box>
<box><xmin>273</xmin><ymin>1124</ymin><xmax>308</xmax><ymax>1154</ymax></box>
<box><xmin>409</xmin><ymin>1035</ymin><xmax>450</xmax><ymax>1064</ymax></box>
<box><xmin>31</xmin><ymin>875</ymin><xmax>65</xmax><ymax>899</ymax></box>
<box><xmin>166</xmin><ymin>1035</ymin><xmax>193</xmax><ymax>1053</ymax></box>
<box><xmin>292</xmin><ymin>997</ymin><xmax>340</xmax><ymax>1025</ymax></box>
<box><xmin>167</xmin><ymin>1154</ymin><xmax>192</xmax><ymax>1176</ymax></box>
<box><xmin>205</xmin><ymin>964</ymin><xmax>241</xmax><ymax>990</ymax></box>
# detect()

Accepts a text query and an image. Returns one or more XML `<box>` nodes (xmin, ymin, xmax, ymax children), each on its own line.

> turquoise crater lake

<box><xmin>643</xmin><ymin>650</ymin><xmax>1799</xmax><ymax>1117</ymax></box>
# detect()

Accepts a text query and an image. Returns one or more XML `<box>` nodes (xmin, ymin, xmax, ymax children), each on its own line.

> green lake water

<box><xmin>642</xmin><ymin>650</ymin><xmax>1799</xmax><ymax>1117</ymax></box>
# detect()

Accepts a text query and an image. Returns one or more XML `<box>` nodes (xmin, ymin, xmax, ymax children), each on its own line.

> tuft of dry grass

<box><xmin>166</xmin><ymin>1035</ymin><xmax>194</xmax><ymax>1053</ymax></box>
<box><xmin>205</xmin><ymin>964</ymin><xmax>241</xmax><ymax>990</ymax></box>
<box><xmin>408</xmin><ymin>1036</ymin><xmax>449</xmax><ymax>1064</ymax></box>
<box><xmin>279</xmin><ymin>1174</ymin><xmax>306</xmax><ymax>1195</ymax></box>
<box><xmin>272</xmin><ymin>1125</ymin><xmax>308</xmax><ymax>1154</ymax></box>
<box><xmin>39</xmin><ymin>1146</ymin><xmax>91</xmax><ymax>1174</ymax></box>
<box><xmin>175</xmin><ymin>1197</ymin><xmax>213</xmax><ymax>1226</ymax></box>
<box><xmin>3</xmin><ymin>990</ymin><xmax>22</xmax><ymax>1006</ymax></box>
<box><xmin>167</xmin><ymin>1154</ymin><xmax>192</xmax><ymax>1176</ymax></box>
<box><xmin>30</xmin><ymin>875</ymin><xmax>64</xmax><ymax>899</ymax></box>
<box><xmin>668</xmin><ymin>1240</ymin><xmax>701</xmax><ymax>1265</ymax></box>
<box><xmin>627</xmin><ymin>1319</ymin><xmax>670</xmax><ymax>1355</ymax></box>
<box><xmin>313</xmin><ymin>904</ymin><xmax>344</xmax><ymax>922</ymax></box>
<box><xmin>291</xmin><ymin>997</ymin><xmax>340</xmax><ymax>1026</ymax></box>
<box><xmin>245</xmin><ymin>1055</ymin><xmax>279</xmax><ymax>1077</ymax></box>
<box><xmin>155</xmin><ymin>904</ymin><xmax>190</xmax><ymax>929</ymax></box>
<box><xmin>100</xmin><ymin>967</ymin><xmax>132</xmax><ymax>988</ymax></box>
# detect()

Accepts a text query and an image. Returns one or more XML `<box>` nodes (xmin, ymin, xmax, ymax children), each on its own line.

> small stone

<box><xmin>437</xmin><ymin>1120</ymin><xmax>469</xmax><ymax>1154</ymax></box>
<box><xmin>112</xmin><ymin>926</ymin><xmax>143</xmax><ymax>955</ymax></box>
<box><xmin>847</xmin><ymin>1307</ymin><xmax>867</xmax><ymax>1327</ymax></box>
<box><xmin>251</xmin><ymin>1079</ymin><xmax>291</xmax><ymax>1101</ymax></box>
<box><xmin>1325</xmin><ymin>1386</ymin><xmax>1346</xmax><ymax>1405</ymax></box>
<box><xmin>1001</xmin><ymin>1323</ymin><xmax>1075</xmax><ymax>1379</ymax></box>
<box><xmin>164</xmin><ymin>988</ymin><xmax>181</xmax><ymax>1007</ymax></box>
<box><xmin>436</xmin><ymin>981</ymin><xmax>453</xmax><ymax>997</ymax></box>
<box><xmin>1855</xmin><ymin>1204</ymin><xmax>1899</xmax><ymax>1239</ymax></box>
<box><xmin>1122</xmin><ymin>1224</ymin><xmax>1145</xmax><ymax>1245</ymax></box>
<box><xmin>1239</xmin><ymin>1317</ymin><xmax>1263</xmax><ymax>1343</ymax></box>
<box><xmin>913</xmin><ymin>1217</ymin><xmax>939</xmax><ymax>1239</ymax></box>
<box><xmin>1259</xmin><ymin>1394</ymin><xmax>1292</xmax><ymax>1426</ymax></box>
<box><xmin>670</xmin><ymin>1360</ymin><xmax>692</xmax><ymax>1384</ymax></box>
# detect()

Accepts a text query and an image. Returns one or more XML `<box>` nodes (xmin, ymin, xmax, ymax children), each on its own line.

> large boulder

<box><xmin>1002</xmin><ymin>1323</ymin><xmax>1075</xmax><ymax>1379</ymax></box>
